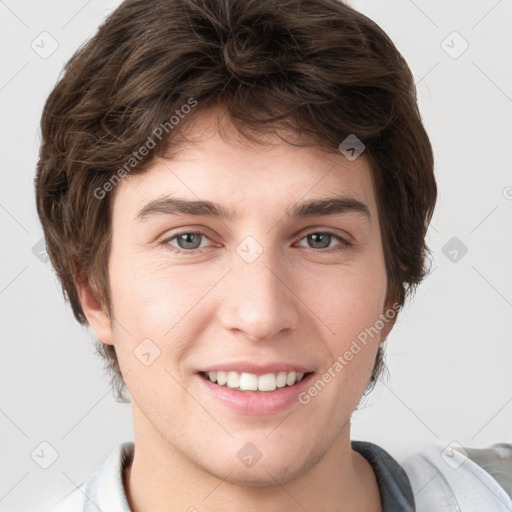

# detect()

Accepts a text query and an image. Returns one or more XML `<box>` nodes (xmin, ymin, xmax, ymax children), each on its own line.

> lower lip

<box><xmin>196</xmin><ymin>372</ymin><xmax>315</xmax><ymax>415</ymax></box>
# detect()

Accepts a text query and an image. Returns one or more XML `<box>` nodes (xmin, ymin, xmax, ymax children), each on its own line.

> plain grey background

<box><xmin>1</xmin><ymin>0</ymin><xmax>511</xmax><ymax>510</ymax></box>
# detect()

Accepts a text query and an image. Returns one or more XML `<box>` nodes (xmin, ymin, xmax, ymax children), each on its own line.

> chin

<box><xmin>210</xmin><ymin>458</ymin><xmax>309</xmax><ymax>487</ymax></box>
<box><xmin>199</xmin><ymin>438</ymin><xmax>325</xmax><ymax>487</ymax></box>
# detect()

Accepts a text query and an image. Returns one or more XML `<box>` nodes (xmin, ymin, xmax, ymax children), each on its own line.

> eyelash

<box><xmin>159</xmin><ymin>229</ymin><xmax>352</xmax><ymax>255</ymax></box>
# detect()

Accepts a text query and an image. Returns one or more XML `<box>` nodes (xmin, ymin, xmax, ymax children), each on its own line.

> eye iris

<box><xmin>173</xmin><ymin>233</ymin><xmax>336</xmax><ymax>251</ymax></box>
<box><xmin>308</xmin><ymin>233</ymin><xmax>331</xmax><ymax>249</ymax></box>
<box><xmin>177</xmin><ymin>233</ymin><xmax>202</xmax><ymax>249</ymax></box>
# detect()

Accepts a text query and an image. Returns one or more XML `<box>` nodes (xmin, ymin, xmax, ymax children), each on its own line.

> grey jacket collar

<box><xmin>352</xmin><ymin>440</ymin><xmax>416</xmax><ymax>512</ymax></box>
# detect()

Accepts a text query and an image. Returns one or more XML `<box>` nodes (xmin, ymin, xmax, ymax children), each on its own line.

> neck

<box><xmin>124</xmin><ymin>409</ymin><xmax>381</xmax><ymax>512</ymax></box>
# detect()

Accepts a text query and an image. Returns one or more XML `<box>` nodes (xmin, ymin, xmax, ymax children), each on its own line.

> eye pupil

<box><xmin>308</xmin><ymin>233</ymin><xmax>331</xmax><ymax>249</ymax></box>
<box><xmin>178</xmin><ymin>233</ymin><xmax>202</xmax><ymax>249</ymax></box>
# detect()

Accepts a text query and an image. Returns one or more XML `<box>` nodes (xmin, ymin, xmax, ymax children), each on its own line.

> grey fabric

<box><xmin>461</xmin><ymin>443</ymin><xmax>512</xmax><ymax>500</ymax></box>
<box><xmin>352</xmin><ymin>440</ymin><xmax>416</xmax><ymax>512</ymax></box>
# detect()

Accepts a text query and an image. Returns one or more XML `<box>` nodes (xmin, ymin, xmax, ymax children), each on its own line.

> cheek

<box><xmin>107</xmin><ymin>257</ymin><xmax>222</xmax><ymax>382</ymax></box>
<box><xmin>109</xmin><ymin>256</ymin><xmax>209</xmax><ymax>333</ymax></box>
<box><xmin>294</xmin><ymin>269</ymin><xmax>387</xmax><ymax>418</ymax></box>
<box><xmin>297</xmin><ymin>256</ymin><xmax>387</xmax><ymax>396</ymax></box>
<box><xmin>300</xmin><ymin>258</ymin><xmax>387</xmax><ymax>337</ymax></box>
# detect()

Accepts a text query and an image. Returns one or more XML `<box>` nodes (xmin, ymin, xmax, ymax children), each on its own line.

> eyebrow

<box><xmin>136</xmin><ymin>197</ymin><xmax>237</xmax><ymax>221</ymax></box>
<box><xmin>136</xmin><ymin>196</ymin><xmax>371</xmax><ymax>222</ymax></box>
<box><xmin>287</xmin><ymin>197</ymin><xmax>370</xmax><ymax>220</ymax></box>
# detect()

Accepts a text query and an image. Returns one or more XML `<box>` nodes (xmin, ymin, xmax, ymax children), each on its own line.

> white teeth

<box><xmin>239</xmin><ymin>372</ymin><xmax>258</xmax><ymax>391</ymax></box>
<box><xmin>216</xmin><ymin>371</ymin><xmax>227</xmax><ymax>386</ymax></box>
<box><xmin>276</xmin><ymin>371</ymin><xmax>287</xmax><ymax>388</ymax></box>
<box><xmin>286</xmin><ymin>371</ymin><xmax>297</xmax><ymax>386</ymax></box>
<box><xmin>226</xmin><ymin>371</ymin><xmax>240</xmax><ymax>388</ymax></box>
<box><xmin>258</xmin><ymin>373</ymin><xmax>276</xmax><ymax>391</ymax></box>
<box><xmin>204</xmin><ymin>370</ymin><xmax>308</xmax><ymax>391</ymax></box>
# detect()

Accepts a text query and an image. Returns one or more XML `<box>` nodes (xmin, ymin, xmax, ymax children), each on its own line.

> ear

<box><xmin>379</xmin><ymin>301</ymin><xmax>400</xmax><ymax>341</ymax></box>
<box><xmin>380</xmin><ymin>316</ymin><xmax>396</xmax><ymax>340</ymax></box>
<box><xmin>76</xmin><ymin>276</ymin><xmax>115</xmax><ymax>346</ymax></box>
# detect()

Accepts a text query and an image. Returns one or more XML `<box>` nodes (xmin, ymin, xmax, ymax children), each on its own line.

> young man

<box><xmin>34</xmin><ymin>0</ymin><xmax>511</xmax><ymax>511</ymax></box>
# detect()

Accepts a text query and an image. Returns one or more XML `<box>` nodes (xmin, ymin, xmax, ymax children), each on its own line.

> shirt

<box><xmin>37</xmin><ymin>440</ymin><xmax>512</xmax><ymax>512</ymax></box>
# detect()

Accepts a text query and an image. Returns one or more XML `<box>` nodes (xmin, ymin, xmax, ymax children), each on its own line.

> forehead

<box><xmin>113</xmin><ymin>108</ymin><xmax>378</xmax><ymax>219</ymax></box>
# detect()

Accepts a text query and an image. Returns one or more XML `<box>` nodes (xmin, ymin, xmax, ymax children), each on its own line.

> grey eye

<box><xmin>176</xmin><ymin>233</ymin><xmax>203</xmax><ymax>250</ymax></box>
<box><xmin>306</xmin><ymin>233</ymin><xmax>332</xmax><ymax>249</ymax></box>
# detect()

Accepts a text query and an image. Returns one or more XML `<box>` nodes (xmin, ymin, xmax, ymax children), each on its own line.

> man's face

<box><xmin>95</xmin><ymin>108</ymin><xmax>391</xmax><ymax>485</ymax></box>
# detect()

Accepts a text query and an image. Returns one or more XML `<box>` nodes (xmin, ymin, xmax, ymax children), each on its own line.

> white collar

<box><xmin>401</xmin><ymin>442</ymin><xmax>512</xmax><ymax>512</ymax></box>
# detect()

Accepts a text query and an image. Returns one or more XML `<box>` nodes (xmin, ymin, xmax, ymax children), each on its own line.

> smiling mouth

<box><xmin>199</xmin><ymin>370</ymin><xmax>315</xmax><ymax>392</ymax></box>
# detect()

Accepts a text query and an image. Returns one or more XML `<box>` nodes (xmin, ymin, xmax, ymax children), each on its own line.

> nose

<box><xmin>217</xmin><ymin>247</ymin><xmax>300</xmax><ymax>342</ymax></box>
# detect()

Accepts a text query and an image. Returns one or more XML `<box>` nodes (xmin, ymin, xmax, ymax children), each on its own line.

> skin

<box><xmin>79</xmin><ymin>106</ymin><xmax>395</xmax><ymax>512</ymax></box>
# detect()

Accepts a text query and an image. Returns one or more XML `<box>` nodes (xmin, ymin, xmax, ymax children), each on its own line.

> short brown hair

<box><xmin>35</xmin><ymin>0</ymin><xmax>436</xmax><ymax>402</ymax></box>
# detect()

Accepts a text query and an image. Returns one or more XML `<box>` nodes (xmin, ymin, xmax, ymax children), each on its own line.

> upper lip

<box><xmin>199</xmin><ymin>361</ymin><xmax>315</xmax><ymax>375</ymax></box>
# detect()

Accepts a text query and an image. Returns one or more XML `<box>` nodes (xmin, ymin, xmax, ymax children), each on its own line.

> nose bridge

<box><xmin>219</xmin><ymin>239</ymin><xmax>299</xmax><ymax>340</ymax></box>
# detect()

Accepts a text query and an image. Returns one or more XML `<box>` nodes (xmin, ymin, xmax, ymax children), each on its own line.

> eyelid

<box><xmin>297</xmin><ymin>225</ymin><xmax>354</xmax><ymax>243</ymax></box>
<box><xmin>158</xmin><ymin>224</ymin><xmax>215</xmax><ymax>242</ymax></box>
